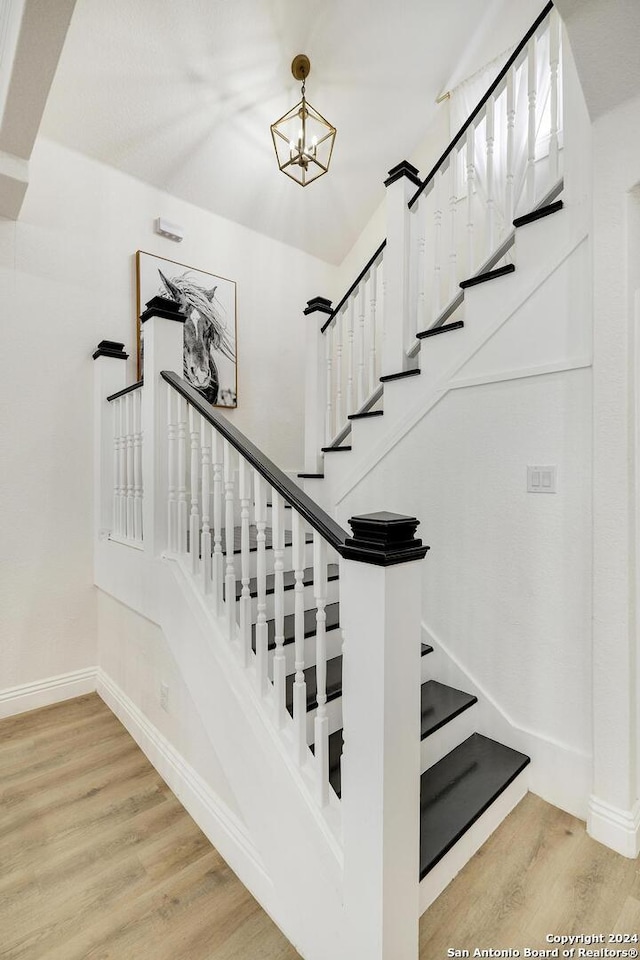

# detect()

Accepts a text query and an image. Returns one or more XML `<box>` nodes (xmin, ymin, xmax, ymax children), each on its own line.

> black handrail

<box><xmin>408</xmin><ymin>1</ymin><xmax>553</xmax><ymax>210</ymax></box>
<box><xmin>321</xmin><ymin>240</ymin><xmax>387</xmax><ymax>335</ymax></box>
<box><xmin>162</xmin><ymin>371</ymin><xmax>349</xmax><ymax>554</ymax></box>
<box><xmin>107</xmin><ymin>379</ymin><xmax>144</xmax><ymax>402</ymax></box>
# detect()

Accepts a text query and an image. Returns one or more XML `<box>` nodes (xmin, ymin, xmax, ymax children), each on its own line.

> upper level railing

<box><xmin>310</xmin><ymin>1</ymin><xmax>562</xmax><ymax>452</ymax></box>
<box><xmin>106</xmin><ymin>378</ymin><xmax>144</xmax><ymax>544</ymax></box>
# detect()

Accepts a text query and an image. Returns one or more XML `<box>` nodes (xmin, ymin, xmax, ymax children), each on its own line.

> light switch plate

<box><xmin>527</xmin><ymin>465</ymin><xmax>557</xmax><ymax>493</ymax></box>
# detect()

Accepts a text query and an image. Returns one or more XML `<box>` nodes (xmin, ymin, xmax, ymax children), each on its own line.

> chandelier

<box><xmin>270</xmin><ymin>55</ymin><xmax>336</xmax><ymax>187</ymax></box>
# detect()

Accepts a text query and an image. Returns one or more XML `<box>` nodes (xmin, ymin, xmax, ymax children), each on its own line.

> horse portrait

<box><xmin>136</xmin><ymin>252</ymin><xmax>237</xmax><ymax>408</ymax></box>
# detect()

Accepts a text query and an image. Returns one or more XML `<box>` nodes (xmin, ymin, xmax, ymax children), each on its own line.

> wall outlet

<box><xmin>160</xmin><ymin>682</ymin><xmax>169</xmax><ymax>712</ymax></box>
<box><xmin>527</xmin><ymin>465</ymin><xmax>557</xmax><ymax>493</ymax></box>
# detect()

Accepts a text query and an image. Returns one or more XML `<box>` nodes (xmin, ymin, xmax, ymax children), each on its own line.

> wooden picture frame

<box><xmin>136</xmin><ymin>250</ymin><xmax>237</xmax><ymax>408</ymax></box>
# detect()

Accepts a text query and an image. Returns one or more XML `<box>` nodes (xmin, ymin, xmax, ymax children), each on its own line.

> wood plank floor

<box><xmin>2</xmin><ymin>695</ymin><xmax>639</xmax><ymax>960</ymax></box>
<box><xmin>420</xmin><ymin>792</ymin><xmax>640</xmax><ymax>956</ymax></box>
<box><xmin>0</xmin><ymin>694</ymin><xmax>300</xmax><ymax>960</ymax></box>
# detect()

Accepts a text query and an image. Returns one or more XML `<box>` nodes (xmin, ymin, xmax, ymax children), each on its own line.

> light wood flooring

<box><xmin>1</xmin><ymin>695</ymin><xmax>639</xmax><ymax>960</ymax></box>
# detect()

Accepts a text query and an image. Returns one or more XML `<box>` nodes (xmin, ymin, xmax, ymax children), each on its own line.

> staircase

<box><xmin>92</xmin><ymin>4</ymin><xmax>585</xmax><ymax>959</ymax></box>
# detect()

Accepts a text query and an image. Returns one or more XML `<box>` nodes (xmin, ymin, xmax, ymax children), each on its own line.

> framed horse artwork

<box><xmin>136</xmin><ymin>251</ymin><xmax>238</xmax><ymax>408</ymax></box>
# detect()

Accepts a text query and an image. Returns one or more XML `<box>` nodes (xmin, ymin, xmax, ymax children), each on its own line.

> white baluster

<box><xmin>368</xmin><ymin>263</ymin><xmax>378</xmax><ymax>395</ymax></box>
<box><xmin>212</xmin><ymin>429</ymin><xmax>224</xmax><ymax>614</ymax></box>
<box><xmin>200</xmin><ymin>419</ymin><xmax>212</xmax><ymax>592</ymax></box>
<box><xmin>335</xmin><ymin>311</ymin><xmax>344</xmax><ymax>431</ymax></box>
<box><xmin>189</xmin><ymin>405</ymin><xmax>201</xmax><ymax>574</ymax></box>
<box><xmin>346</xmin><ymin>296</ymin><xmax>355</xmax><ymax>415</ymax></box>
<box><xmin>239</xmin><ymin>457</ymin><xmax>252</xmax><ymax>666</ymax></box>
<box><xmin>466</xmin><ymin>124</ymin><xmax>476</xmax><ymax>277</ymax></box>
<box><xmin>254</xmin><ymin>473</ymin><xmax>269</xmax><ymax>696</ymax></box>
<box><xmin>125</xmin><ymin>393</ymin><xmax>134</xmax><ymax>538</ymax></box>
<box><xmin>416</xmin><ymin>202</ymin><xmax>427</xmax><ymax>336</ymax></box>
<box><xmin>112</xmin><ymin>397</ymin><xmax>120</xmax><ymax>536</ymax></box>
<box><xmin>133</xmin><ymin>389</ymin><xmax>143</xmax><ymax>542</ymax></box>
<box><xmin>506</xmin><ymin>66</ymin><xmax>516</xmax><ymax>227</ymax></box>
<box><xmin>223</xmin><ymin>440</ymin><xmax>236</xmax><ymax>642</ymax></box>
<box><xmin>325</xmin><ymin>322</ymin><xmax>333</xmax><ymax>445</ymax></box>
<box><xmin>549</xmin><ymin>10</ymin><xmax>560</xmax><ymax>182</ymax></box>
<box><xmin>118</xmin><ymin>398</ymin><xmax>126</xmax><ymax>537</ymax></box>
<box><xmin>313</xmin><ymin>533</ymin><xmax>329</xmax><ymax>807</ymax></box>
<box><xmin>357</xmin><ymin>279</ymin><xmax>366</xmax><ymax>408</ymax></box>
<box><xmin>166</xmin><ymin>387</ymin><xmax>177</xmax><ymax>553</ymax></box>
<box><xmin>177</xmin><ymin>396</ymin><xmax>188</xmax><ymax>554</ymax></box>
<box><xmin>272</xmin><ymin>490</ymin><xmax>286</xmax><ymax>727</ymax></box>
<box><xmin>433</xmin><ymin>169</ymin><xmax>443</xmax><ymax>320</ymax></box>
<box><xmin>527</xmin><ymin>36</ymin><xmax>537</xmax><ymax>209</ymax></box>
<box><xmin>292</xmin><ymin>510</ymin><xmax>308</xmax><ymax>766</ymax></box>
<box><xmin>448</xmin><ymin>154</ymin><xmax>458</xmax><ymax>300</ymax></box>
<box><xmin>485</xmin><ymin>96</ymin><xmax>496</xmax><ymax>256</ymax></box>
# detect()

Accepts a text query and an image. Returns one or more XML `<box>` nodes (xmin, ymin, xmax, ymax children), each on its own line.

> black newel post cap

<box><xmin>341</xmin><ymin>511</ymin><xmax>430</xmax><ymax>566</ymax></box>
<box><xmin>384</xmin><ymin>160</ymin><xmax>422</xmax><ymax>189</ymax></box>
<box><xmin>92</xmin><ymin>340</ymin><xmax>129</xmax><ymax>360</ymax></box>
<box><xmin>304</xmin><ymin>296</ymin><xmax>333</xmax><ymax>316</ymax></box>
<box><xmin>140</xmin><ymin>295</ymin><xmax>186</xmax><ymax>324</ymax></box>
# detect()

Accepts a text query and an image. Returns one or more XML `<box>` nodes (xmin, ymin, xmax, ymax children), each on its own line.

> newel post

<box><xmin>140</xmin><ymin>296</ymin><xmax>185</xmax><ymax>557</ymax></box>
<box><xmin>340</xmin><ymin>512</ymin><xmax>429</xmax><ymax>960</ymax></box>
<box><xmin>303</xmin><ymin>296</ymin><xmax>333</xmax><ymax>473</ymax></box>
<box><xmin>382</xmin><ymin>161</ymin><xmax>421</xmax><ymax>377</ymax></box>
<box><xmin>92</xmin><ymin>340</ymin><xmax>128</xmax><ymax>540</ymax></box>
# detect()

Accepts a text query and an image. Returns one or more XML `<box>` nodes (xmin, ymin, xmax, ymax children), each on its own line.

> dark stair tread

<box><xmin>310</xmin><ymin>729</ymin><xmax>344</xmax><ymax>799</ymax></box>
<box><xmin>420</xmin><ymin>733</ymin><xmax>530</xmax><ymax>878</ymax></box>
<box><xmin>251</xmin><ymin>601</ymin><xmax>340</xmax><ymax>652</ymax></box>
<box><xmin>421</xmin><ymin>642</ymin><xmax>433</xmax><ymax>656</ymax></box>
<box><xmin>321</xmin><ymin>445</ymin><xmax>352</xmax><ymax>452</ymax></box>
<box><xmin>297</xmin><ymin>473</ymin><xmax>325</xmax><ymax>479</ymax></box>
<box><xmin>421</xmin><ymin>680</ymin><xmax>477</xmax><ymax>740</ymax></box>
<box><xmin>460</xmin><ymin>263</ymin><xmax>515</xmax><ymax>289</ymax></box>
<box><xmin>216</xmin><ymin>525</ymin><xmax>313</xmax><ymax>556</ymax></box>
<box><xmin>380</xmin><ymin>368</ymin><xmax>421</xmax><ymax>383</ymax></box>
<box><xmin>513</xmin><ymin>199</ymin><xmax>563</xmax><ymax>228</ymax></box>
<box><xmin>230</xmin><ymin>563</ymin><xmax>340</xmax><ymax>601</ymax></box>
<box><xmin>416</xmin><ymin>320</ymin><xmax>464</xmax><ymax>340</ymax></box>
<box><xmin>348</xmin><ymin>410</ymin><xmax>384</xmax><ymax>420</ymax></box>
<box><xmin>285</xmin><ymin>655</ymin><xmax>343</xmax><ymax>714</ymax></box>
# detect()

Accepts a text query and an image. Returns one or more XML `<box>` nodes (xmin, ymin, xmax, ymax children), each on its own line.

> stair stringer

<box><xmin>95</xmin><ymin>536</ymin><xmax>348</xmax><ymax>960</ymax></box>
<box><xmin>313</xmin><ymin>203</ymin><xmax>590</xmax><ymax>511</ymax></box>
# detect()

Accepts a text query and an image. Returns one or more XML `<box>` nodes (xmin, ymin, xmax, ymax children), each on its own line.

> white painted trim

<box><xmin>0</xmin><ymin>667</ymin><xmax>97</xmax><ymax>719</ymax></box>
<box><xmin>95</xmin><ymin>668</ymin><xmax>273</xmax><ymax>896</ymax></box>
<box><xmin>587</xmin><ymin>795</ymin><xmax>640</xmax><ymax>859</ymax></box>
<box><xmin>419</xmin><ymin>774</ymin><xmax>529</xmax><ymax>915</ymax></box>
<box><xmin>422</xmin><ymin>621</ymin><xmax>592</xmax><ymax>820</ymax></box>
<box><xmin>448</xmin><ymin>355</ymin><xmax>592</xmax><ymax>391</ymax></box>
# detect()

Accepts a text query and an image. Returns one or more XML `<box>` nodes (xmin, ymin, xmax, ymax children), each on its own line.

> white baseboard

<box><xmin>419</xmin><ymin>772</ymin><xmax>529</xmax><ymax>915</ymax></box>
<box><xmin>95</xmin><ymin>669</ymin><xmax>273</xmax><ymax>904</ymax></box>
<box><xmin>0</xmin><ymin>667</ymin><xmax>98</xmax><ymax>719</ymax></box>
<box><xmin>587</xmin><ymin>795</ymin><xmax>640</xmax><ymax>859</ymax></box>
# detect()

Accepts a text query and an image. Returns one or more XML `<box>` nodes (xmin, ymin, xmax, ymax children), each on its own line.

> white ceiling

<box><xmin>41</xmin><ymin>0</ymin><xmax>544</xmax><ymax>264</ymax></box>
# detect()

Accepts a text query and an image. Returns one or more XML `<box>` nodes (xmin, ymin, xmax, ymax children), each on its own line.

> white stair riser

<box><xmin>226</xmin><ymin>541</ymin><xmax>315</xmax><ymax>579</ymax></box>
<box><xmin>266</xmin><ymin>627</ymin><xmax>343</xmax><ymax>678</ymax></box>
<box><xmin>245</xmin><ymin>577</ymin><xmax>340</xmax><ymax>620</ymax></box>
<box><xmin>420</xmin><ymin>706</ymin><xmax>478</xmax><ymax>774</ymax></box>
<box><xmin>305</xmin><ymin>693</ymin><xmax>342</xmax><ymax>743</ymax></box>
<box><xmin>264</xmin><ymin>504</ymin><xmax>294</xmax><ymax>530</ymax></box>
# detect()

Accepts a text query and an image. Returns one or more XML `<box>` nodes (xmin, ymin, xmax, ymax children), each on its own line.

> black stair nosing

<box><xmin>459</xmin><ymin>263</ymin><xmax>516</xmax><ymax>289</ymax></box>
<box><xmin>420</xmin><ymin>680</ymin><xmax>477</xmax><ymax>741</ymax></box>
<box><xmin>421</xmin><ymin>642</ymin><xmax>433</xmax><ymax>656</ymax></box>
<box><xmin>380</xmin><ymin>368</ymin><xmax>421</xmax><ymax>383</ymax></box>
<box><xmin>416</xmin><ymin>320</ymin><xmax>465</xmax><ymax>340</ymax></box>
<box><xmin>513</xmin><ymin>199</ymin><xmax>563</xmax><ymax>229</ymax></box>
<box><xmin>297</xmin><ymin>473</ymin><xmax>325</xmax><ymax>479</ymax></box>
<box><xmin>419</xmin><ymin>733</ymin><xmax>530</xmax><ymax>879</ymax></box>
<box><xmin>251</xmin><ymin>601</ymin><xmax>340</xmax><ymax>652</ymax></box>
<box><xmin>348</xmin><ymin>410</ymin><xmax>384</xmax><ymax>421</ymax></box>
<box><xmin>230</xmin><ymin>563</ymin><xmax>340</xmax><ymax>601</ymax></box>
<box><xmin>266</xmin><ymin>501</ymin><xmax>293</xmax><ymax>509</ymax></box>
<box><xmin>321</xmin><ymin>445</ymin><xmax>352</xmax><ymax>453</ymax></box>
<box><xmin>310</xmin><ymin>729</ymin><xmax>344</xmax><ymax>798</ymax></box>
<box><xmin>285</xmin><ymin>655</ymin><xmax>343</xmax><ymax>714</ymax></box>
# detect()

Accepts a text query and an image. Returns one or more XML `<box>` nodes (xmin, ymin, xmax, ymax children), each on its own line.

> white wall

<box><xmin>0</xmin><ymin>136</ymin><xmax>334</xmax><ymax>693</ymax></box>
